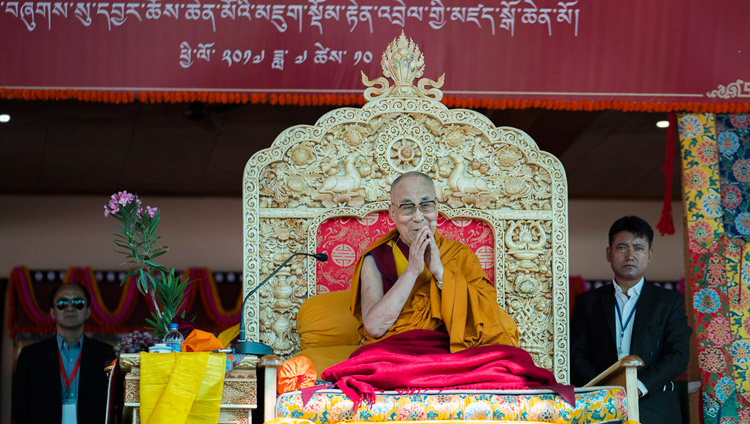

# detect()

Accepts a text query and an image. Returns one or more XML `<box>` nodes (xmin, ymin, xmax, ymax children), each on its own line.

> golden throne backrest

<box><xmin>243</xmin><ymin>32</ymin><xmax>569</xmax><ymax>383</ymax></box>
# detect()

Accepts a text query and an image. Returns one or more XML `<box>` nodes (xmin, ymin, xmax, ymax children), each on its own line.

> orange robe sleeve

<box><xmin>350</xmin><ymin>230</ymin><xmax>519</xmax><ymax>352</ymax></box>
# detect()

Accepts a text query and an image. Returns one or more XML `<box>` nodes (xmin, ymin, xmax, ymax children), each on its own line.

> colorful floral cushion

<box><xmin>275</xmin><ymin>387</ymin><xmax>628</xmax><ymax>423</ymax></box>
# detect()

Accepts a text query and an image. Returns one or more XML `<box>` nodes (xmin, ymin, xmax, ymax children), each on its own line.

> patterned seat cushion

<box><xmin>275</xmin><ymin>387</ymin><xmax>628</xmax><ymax>423</ymax></box>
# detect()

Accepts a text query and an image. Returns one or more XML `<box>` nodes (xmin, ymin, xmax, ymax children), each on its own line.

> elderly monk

<box><xmin>351</xmin><ymin>171</ymin><xmax>518</xmax><ymax>352</ymax></box>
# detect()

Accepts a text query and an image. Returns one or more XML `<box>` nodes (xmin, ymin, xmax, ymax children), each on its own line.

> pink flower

<box><xmin>116</xmin><ymin>190</ymin><xmax>135</xmax><ymax>206</ymax></box>
<box><xmin>107</xmin><ymin>198</ymin><xmax>121</xmax><ymax>214</ymax></box>
<box><xmin>104</xmin><ymin>205</ymin><xmax>110</xmax><ymax>217</ymax></box>
<box><xmin>146</xmin><ymin>206</ymin><xmax>158</xmax><ymax>218</ymax></box>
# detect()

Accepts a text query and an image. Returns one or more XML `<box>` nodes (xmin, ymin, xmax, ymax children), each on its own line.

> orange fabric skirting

<box><xmin>2</xmin><ymin>88</ymin><xmax>749</xmax><ymax>113</ymax></box>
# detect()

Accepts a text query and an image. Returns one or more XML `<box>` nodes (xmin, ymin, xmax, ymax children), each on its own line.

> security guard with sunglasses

<box><xmin>12</xmin><ymin>283</ymin><xmax>115</xmax><ymax>424</ymax></box>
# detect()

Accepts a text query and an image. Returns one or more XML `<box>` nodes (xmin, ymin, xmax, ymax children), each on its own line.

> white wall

<box><xmin>0</xmin><ymin>195</ymin><xmax>244</xmax><ymax>273</ymax></box>
<box><xmin>0</xmin><ymin>195</ymin><xmax>685</xmax><ymax>280</ymax></box>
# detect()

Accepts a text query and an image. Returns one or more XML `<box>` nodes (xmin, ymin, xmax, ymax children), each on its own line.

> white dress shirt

<box><xmin>613</xmin><ymin>278</ymin><xmax>649</xmax><ymax>396</ymax></box>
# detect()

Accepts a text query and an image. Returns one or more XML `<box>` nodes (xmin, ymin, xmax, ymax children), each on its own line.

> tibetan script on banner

<box><xmin>1</xmin><ymin>0</ymin><xmax>580</xmax><ymax>36</ymax></box>
<box><xmin>1</xmin><ymin>0</ymin><xmax>749</xmax><ymax>107</ymax></box>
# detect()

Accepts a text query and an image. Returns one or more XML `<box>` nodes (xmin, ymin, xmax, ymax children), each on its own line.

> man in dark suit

<box><xmin>571</xmin><ymin>216</ymin><xmax>691</xmax><ymax>424</ymax></box>
<box><xmin>12</xmin><ymin>283</ymin><xmax>115</xmax><ymax>424</ymax></box>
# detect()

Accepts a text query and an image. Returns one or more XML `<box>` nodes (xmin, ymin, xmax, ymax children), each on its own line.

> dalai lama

<box><xmin>350</xmin><ymin>171</ymin><xmax>518</xmax><ymax>352</ymax></box>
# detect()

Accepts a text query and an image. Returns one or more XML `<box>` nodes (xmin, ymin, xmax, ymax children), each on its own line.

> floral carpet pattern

<box><xmin>679</xmin><ymin>113</ymin><xmax>750</xmax><ymax>424</ymax></box>
<box><xmin>276</xmin><ymin>387</ymin><xmax>627</xmax><ymax>424</ymax></box>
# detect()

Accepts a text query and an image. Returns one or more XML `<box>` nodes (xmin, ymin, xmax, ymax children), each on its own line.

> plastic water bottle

<box><xmin>164</xmin><ymin>323</ymin><xmax>184</xmax><ymax>352</ymax></box>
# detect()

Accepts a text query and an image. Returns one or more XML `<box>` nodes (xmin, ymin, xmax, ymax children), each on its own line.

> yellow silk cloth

<box><xmin>140</xmin><ymin>352</ymin><xmax>226</xmax><ymax>424</ymax></box>
<box><xmin>351</xmin><ymin>229</ymin><xmax>519</xmax><ymax>352</ymax></box>
<box><xmin>217</xmin><ymin>323</ymin><xmax>239</xmax><ymax>348</ymax></box>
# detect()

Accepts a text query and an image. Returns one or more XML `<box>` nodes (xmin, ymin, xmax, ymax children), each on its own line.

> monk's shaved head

<box><xmin>389</xmin><ymin>171</ymin><xmax>438</xmax><ymax>246</ymax></box>
<box><xmin>390</xmin><ymin>172</ymin><xmax>435</xmax><ymax>202</ymax></box>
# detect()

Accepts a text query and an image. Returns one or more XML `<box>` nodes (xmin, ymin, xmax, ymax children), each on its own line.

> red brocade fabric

<box><xmin>315</xmin><ymin>212</ymin><xmax>497</xmax><ymax>293</ymax></box>
<box><xmin>316</xmin><ymin>329</ymin><xmax>574</xmax><ymax>409</ymax></box>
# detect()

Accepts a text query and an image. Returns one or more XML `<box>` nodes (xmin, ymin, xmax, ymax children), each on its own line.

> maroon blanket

<box><xmin>313</xmin><ymin>329</ymin><xmax>574</xmax><ymax>409</ymax></box>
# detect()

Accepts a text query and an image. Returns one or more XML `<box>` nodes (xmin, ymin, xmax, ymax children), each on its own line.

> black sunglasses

<box><xmin>55</xmin><ymin>298</ymin><xmax>86</xmax><ymax>310</ymax></box>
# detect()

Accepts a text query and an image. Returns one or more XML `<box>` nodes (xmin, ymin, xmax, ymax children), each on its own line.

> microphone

<box><xmin>234</xmin><ymin>252</ymin><xmax>328</xmax><ymax>355</ymax></box>
<box><xmin>311</xmin><ymin>253</ymin><xmax>328</xmax><ymax>262</ymax></box>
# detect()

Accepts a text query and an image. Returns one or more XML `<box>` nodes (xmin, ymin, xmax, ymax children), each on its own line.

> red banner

<box><xmin>1</xmin><ymin>0</ymin><xmax>749</xmax><ymax>109</ymax></box>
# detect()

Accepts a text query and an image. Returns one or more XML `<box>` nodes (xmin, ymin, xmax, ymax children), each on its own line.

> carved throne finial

<box><xmin>361</xmin><ymin>30</ymin><xmax>445</xmax><ymax>102</ymax></box>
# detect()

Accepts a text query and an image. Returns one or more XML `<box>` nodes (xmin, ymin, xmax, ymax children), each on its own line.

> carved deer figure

<box><xmin>448</xmin><ymin>153</ymin><xmax>489</xmax><ymax>194</ymax></box>
<box><xmin>319</xmin><ymin>154</ymin><xmax>362</xmax><ymax>194</ymax></box>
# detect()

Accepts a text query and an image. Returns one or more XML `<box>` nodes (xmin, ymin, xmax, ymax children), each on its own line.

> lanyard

<box><xmin>614</xmin><ymin>296</ymin><xmax>639</xmax><ymax>339</ymax></box>
<box><xmin>58</xmin><ymin>348</ymin><xmax>82</xmax><ymax>390</ymax></box>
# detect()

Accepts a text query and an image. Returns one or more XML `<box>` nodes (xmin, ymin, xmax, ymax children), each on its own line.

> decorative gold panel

<box><xmin>242</xmin><ymin>32</ymin><xmax>569</xmax><ymax>383</ymax></box>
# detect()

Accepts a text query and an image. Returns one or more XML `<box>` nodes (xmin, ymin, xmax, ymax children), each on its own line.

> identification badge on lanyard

<box><xmin>58</xmin><ymin>348</ymin><xmax>82</xmax><ymax>403</ymax></box>
<box><xmin>615</xmin><ymin>296</ymin><xmax>639</xmax><ymax>357</ymax></box>
<box><xmin>62</xmin><ymin>403</ymin><xmax>76</xmax><ymax>424</ymax></box>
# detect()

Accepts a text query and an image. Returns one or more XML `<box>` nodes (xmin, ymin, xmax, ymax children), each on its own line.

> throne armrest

<box><xmin>584</xmin><ymin>354</ymin><xmax>645</xmax><ymax>423</ymax></box>
<box><xmin>259</xmin><ymin>354</ymin><xmax>283</xmax><ymax>423</ymax></box>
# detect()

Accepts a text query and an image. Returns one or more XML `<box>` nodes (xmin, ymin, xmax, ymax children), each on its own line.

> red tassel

<box><xmin>657</xmin><ymin>112</ymin><xmax>677</xmax><ymax>236</ymax></box>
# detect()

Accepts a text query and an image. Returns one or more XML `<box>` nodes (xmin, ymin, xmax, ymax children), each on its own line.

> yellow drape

<box><xmin>140</xmin><ymin>352</ymin><xmax>225</xmax><ymax>424</ymax></box>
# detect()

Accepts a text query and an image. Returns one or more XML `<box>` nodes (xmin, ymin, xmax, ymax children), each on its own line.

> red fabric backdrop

<box><xmin>7</xmin><ymin>266</ymin><xmax>241</xmax><ymax>337</ymax></box>
<box><xmin>2</xmin><ymin>0</ymin><xmax>749</xmax><ymax>111</ymax></box>
<box><xmin>316</xmin><ymin>211</ymin><xmax>496</xmax><ymax>292</ymax></box>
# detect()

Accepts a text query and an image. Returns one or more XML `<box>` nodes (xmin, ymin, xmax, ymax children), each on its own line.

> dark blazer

<box><xmin>11</xmin><ymin>335</ymin><xmax>116</xmax><ymax>424</ymax></box>
<box><xmin>571</xmin><ymin>281</ymin><xmax>691</xmax><ymax>424</ymax></box>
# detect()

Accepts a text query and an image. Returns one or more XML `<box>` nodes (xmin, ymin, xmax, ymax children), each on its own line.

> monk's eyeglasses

<box><xmin>55</xmin><ymin>298</ymin><xmax>86</xmax><ymax>310</ymax></box>
<box><xmin>393</xmin><ymin>200</ymin><xmax>437</xmax><ymax>216</ymax></box>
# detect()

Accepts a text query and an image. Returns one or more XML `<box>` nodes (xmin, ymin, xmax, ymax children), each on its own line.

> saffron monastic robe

<box><xmin>351</xmin><ymin>229</ymin><xmax>519</xmax><ymax>352</ymax></box>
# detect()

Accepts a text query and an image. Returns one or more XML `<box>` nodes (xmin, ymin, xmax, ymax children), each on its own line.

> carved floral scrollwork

<box><xmin>258</xmin><ymin>109</ymin><xmax>553</xmax><ymax>212</ymax></box>
<box><xmin>502</xmin><ymin>219</ymin><xmax>555</xmax><ymax>370</ymax></box>
<box><xmin>361</xmin><ymin>31</ymin><xmax>445</xmax><ymax>102</ymax></box>
<box><xmin>251</xmin><ymin>219</ymin><xmax>311</xmax><ymax>357</ymax></box>
<box><xmin>259</xmin><ymin>123</ymin><xmax>388</xmax><ymax>209</ymax></box>
<box><xmin>433</xmin><ymin>140</ymin><xmax>552</xmax><ymax>211</ymax></box>
<box><xmin>389</xmin><ymin>138</ymin><xmax>423</xmax><ymax>170</ymax></box>
<box><xmin>506</xmin><ymin>221</ymin><xmax>546</xmax><ymax>272</ymax></box>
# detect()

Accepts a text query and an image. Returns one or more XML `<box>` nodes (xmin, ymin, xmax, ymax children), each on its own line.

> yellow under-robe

<box><xmin>351</xmin><ymin>229</ymin><xmax>519</xmax><ymax>352</ymax></box>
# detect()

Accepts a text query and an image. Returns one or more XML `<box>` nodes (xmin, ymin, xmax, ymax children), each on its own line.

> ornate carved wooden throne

<box><xmin>242</xmin><ymin>33</ymin><xmax>635</xmax><ymax>424</ymax></box>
